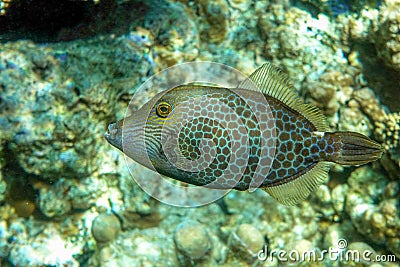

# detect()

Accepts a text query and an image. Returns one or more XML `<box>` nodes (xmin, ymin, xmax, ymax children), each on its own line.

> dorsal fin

<box><xmin>238</xmin><ymin>63</ymin><xmax>329</xmax><ymax>131</ymax></box>
<box><xmin>262</xmin><ymin>162</ymin><xmax>331</xmax><ymax>205</ymax></box>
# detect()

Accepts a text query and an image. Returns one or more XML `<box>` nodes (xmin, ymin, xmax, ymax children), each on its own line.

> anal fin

<box><xmin>262</xmin><ymin>162</ymin><xmax>331</xmax><ymax>205</ymax></box>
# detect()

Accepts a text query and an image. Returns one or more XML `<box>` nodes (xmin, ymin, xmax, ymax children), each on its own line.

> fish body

<box><xmin>105</xmin><ymin>63</ymin><xmax>383</xmax><ymax>205</ymax></box>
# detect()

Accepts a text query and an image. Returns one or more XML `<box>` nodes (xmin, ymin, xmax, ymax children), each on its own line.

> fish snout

<box><xmin>104</xmin><ymin>122</ymin><xmax>123</xmax><ymax>151</ymax></box>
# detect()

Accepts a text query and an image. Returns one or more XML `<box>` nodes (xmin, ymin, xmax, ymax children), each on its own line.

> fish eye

<box><xmin>156</xmin><ymin>102</ymin><xmax>172</xmax><ymax>117</ymax></box>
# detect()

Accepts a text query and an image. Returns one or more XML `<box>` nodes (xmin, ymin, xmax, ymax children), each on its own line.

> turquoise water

<box><xmin>0</xmin><ymin>0</ymin><xmax>399</xmax><ymax>266</ymax></box>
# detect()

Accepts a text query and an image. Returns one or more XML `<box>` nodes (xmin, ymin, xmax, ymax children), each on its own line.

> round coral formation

<box><xmin>227</xmin><ymin>223</ymin><xmax>265</xmax><ymax>263</ymax></box>
<box><xmin>91</xmin><ymin>213</ymin><xmax>121</xmax><ymax>243</ymax></box>
<box><xmin>174</xmin><ymin>220</ymin><xmax>212</xmax><ymax>261</ymax></box>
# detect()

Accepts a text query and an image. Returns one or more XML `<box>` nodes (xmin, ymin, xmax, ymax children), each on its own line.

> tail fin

<box><xmin>327</xmin><ymin>132</ymin><xmax>383</xmax><ymax>165</ymax></box>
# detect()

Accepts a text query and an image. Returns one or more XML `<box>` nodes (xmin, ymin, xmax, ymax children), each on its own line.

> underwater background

<box><xmin>0</xmin><ymin>0</ymin><xmax>399</xmax><ymax>266</ymax></box>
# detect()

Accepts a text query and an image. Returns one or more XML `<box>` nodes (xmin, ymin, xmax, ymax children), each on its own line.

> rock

<box><xmin>13</xmin><ymin>200</ymin><xmax>35</xmax><ymax>218</ymax></box>
<box><xmin>228</xmin><ymin>224</ymin><xmax>264</xmax><ymax>262</ymax></box>
<box><xmin>174</xmin><ymin>220</ymin><xmax>212</xmax><ymax>262</ymax></box>
<box><xmin>312</xmin><ymin>184</ymin><xmax>335</xmax><ymax>217</ymax></box>
<box><xmin>38</xmin><ymin>184</ymin><xmax>71</xmax><ymax>219</ymax></box>
<box><xmin>91</xmin><ymin>213</ymin><xmax>121</xmax><ymax>243</ymax></box>
<box><xmin>331</xmin><ymin>184</ymin><xmax>349</xmax><ymax>214</ymax></box>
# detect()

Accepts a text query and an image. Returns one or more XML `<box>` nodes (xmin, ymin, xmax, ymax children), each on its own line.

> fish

<box><xmin>105</xmin><ymin>62</ymin><xmax>383</xmax><ymax>205</ymax></box>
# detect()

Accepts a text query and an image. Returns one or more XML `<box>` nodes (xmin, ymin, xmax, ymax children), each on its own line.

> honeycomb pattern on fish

<box><xmin>263</xmin><ymin>100</ymin><xmax>339</xmax><ymax>187</ymax></box>
<box><xmin>145</xmin><ymin>88</ymin><xmax>335</xmax><ymax>190</ymax></box>
<box><xmin>148</xmin><ymin>89</ymin><xmax>274</xmax><ymax>189</ymax></box>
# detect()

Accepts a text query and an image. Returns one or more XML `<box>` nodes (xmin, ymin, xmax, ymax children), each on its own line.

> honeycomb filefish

<box><xmin>105</xmin><ymin>63</ymin><xmax>383</xmax><ymax>205</ymax></box>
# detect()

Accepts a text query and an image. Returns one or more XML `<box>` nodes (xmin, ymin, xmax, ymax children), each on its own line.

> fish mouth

<box><xmin>104</xmin><ymin>123</ymin><xmax>116</xmax><ymax>139</ymax></box>
<box><xmin>104</xmin><ymin>122</ymin><xmax>123</xmax><ymax>151</ymax></box>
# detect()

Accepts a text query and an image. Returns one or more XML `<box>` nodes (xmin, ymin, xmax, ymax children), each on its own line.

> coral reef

<box><xmin>36</xmin><ymin>176</ymin><xmax>108</xmax><ymax>219</ymax></box>
<box><xmin>143</xmin><ymin>0</ymin><xmax>199</xmax><ymax>68</ymax></box>
<box><xmin>0</xmin><ymin>0</ymin><xmax>399</xmax><ymax>266</ymax></box>
<box><xmin>88</xmin><ymin>226</ymin><xmax>177</xmax><ymax>267</ymax></box>
<box><xmin>353</xmin><ymin>88</ymin><xmax>400</xmax><ymax>178</ymax></box>
<box><xmin>345</xmin><ymin>166</ymin><xmax>400</xmax><ymax>258</ymax></box>
<box><xmin>378</xmin><ymin>112</ymin><xmax>400</xmax><ymax>151</ymax></box>
<box><xmin>0</xmin><ymin>37</ymin><xmax>153</xmax><ymax>182</ymax></box>
<box><xmin>372</xmin><ymin>0</ymin><xmax>400</xmax><ymax>72</ymax></box>
<box><xmin>0</xmin><ymin>42</ymin><xmax>98</xmax><ymax>181</ymax></box>
<box><xmin>198</xmin><ymin>0</ymin><xmax>229</xmax><ymax>44</ymax></box>
<box><xmin>259</xmin><ymin>4</ymin><xmax>348</xmax><ymax>89</ymax></box>
<box><xmin>0</xmin><ymin>213</ymin><xmax>89</xmax><ymax>267</ymax></box>
<box><xmin>8</xmin><ymin>226</ymin><xmax>81</xmax><ymax>267</ymax></box>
